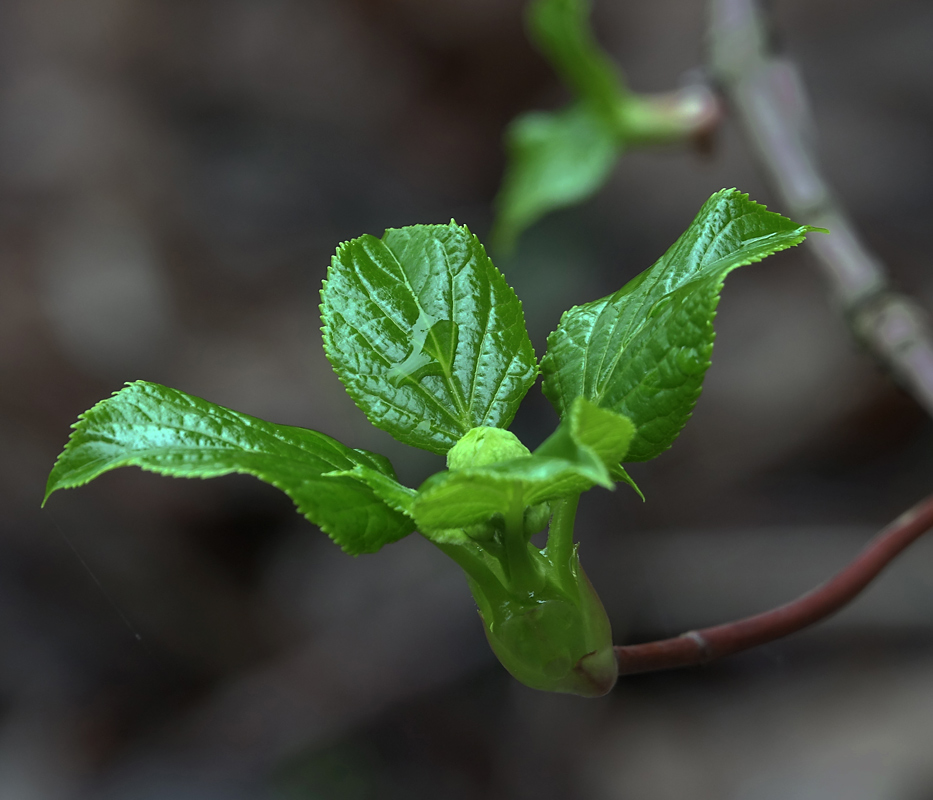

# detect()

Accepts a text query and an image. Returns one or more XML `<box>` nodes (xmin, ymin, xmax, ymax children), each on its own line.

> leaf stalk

<box><xmin>545</xmin><ymin>493</ymin><xmax>581</xmax><ymax>590</ymax></box>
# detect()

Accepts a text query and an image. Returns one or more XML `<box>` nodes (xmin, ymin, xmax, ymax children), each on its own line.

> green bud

<box><xmin>523</xmin><ymin>502</ymin><xmax>551</xmax><ymax>536</ymax></box>
<box><xmin>465</xmin><ymin>504</ymin><xmax>550</xmax><ymax>541</ymax></box>
<box><xmin>445</xmin><ymin>428</ymin><xmax>615</xmax><ymax>696</ymax></box>
<box><xmin>447</xmin><ymin>427</ymin><xmax>530</xmax><ymax>470</ymax></box>
<box><xmin>466</xmin><ymin>550</ymin><xmax>617</xmax><ymax>697</ymax></box>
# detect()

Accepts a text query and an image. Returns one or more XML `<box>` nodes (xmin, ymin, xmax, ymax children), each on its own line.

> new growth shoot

<box><xmin>45</xmin><ymin>190</ymin><xmax>818</xmax><ymax>696</ymax></box>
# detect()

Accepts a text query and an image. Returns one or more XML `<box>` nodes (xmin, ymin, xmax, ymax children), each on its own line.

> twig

<box><xmin>615</xmin><ymin>493</ymin><xmax>933</xmax><ymax>675</ymax></box>
<box><xmin>706</xmin><ymin>0</ymin><xmax>933</xmax><ymax>417</ymax></box>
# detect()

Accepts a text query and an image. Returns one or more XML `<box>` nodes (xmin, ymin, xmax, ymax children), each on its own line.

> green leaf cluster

<box><xmin>44</xmin><ymin>191</ymin><xmax>817</xmax><ymax>694</ymax></box>
<box><xmin>46</xmin><ymin>190</ymin><xmax>815</xmax><ymax>556</ymax></box>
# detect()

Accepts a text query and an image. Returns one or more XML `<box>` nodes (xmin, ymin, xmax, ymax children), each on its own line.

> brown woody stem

<box><xmin>615</xmin><ymin>493</ymin><xmax>933</xmax><ymax>676</ymax></box>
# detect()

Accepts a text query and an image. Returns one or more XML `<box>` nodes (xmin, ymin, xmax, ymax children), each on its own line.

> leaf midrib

<box><xmin>589</xmin><ymin>221</ymin><xmax>803</xmax><ymax>406</ymax></box>
<box><xmin>382</xmin><ymin>234</ymin><xmax>471</xmax><ymax>432</ymax></box>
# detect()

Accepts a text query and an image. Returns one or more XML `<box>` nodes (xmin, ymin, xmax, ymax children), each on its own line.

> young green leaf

<box><xmin>493</xmin><ymin>0</ymin><xmax>721</xmax><ymax>251</ymax></box>
<box><xmin>412</xmin><ymin>398</ymin><xmax>633</xmax><ymax>532</ymax></box>
<box><xmin>527</xmin><ymin>0</ymin><xmax>629</xmax><ymax>116</ymax></box>
<box><xmin>491</xmin><ymin>0</ymin><xmax>629</xmax><ymax>251</ymax></box>
<box><xmin>541</xmin><ymin>189</ymin><xmax>821</xmax><ymax>462</ymax></box>
<box><xmin>492</xmin><ymin>105</ymin><xmax>619</xmax><ymax>253</ymax></box>
<box><xmin>413</xmin><ymin>454</ymin><xmax>602</xmax><ymax>533</ymax></box>
<box><xmin>536</xmin><ymin>395</ymin><xmax>635</xmax><ymax>468</ymax></box>
<box><xmin>44</xmin><ymin>381</ymin><xmax>414</xmax><ymax>555</ymax></box>
<box><xmin>321</xmin><ymin>222</ymin><xmax>537</xmax><ymax>455</ymax></box>
<box><xmin>325</xmin><ymin>464</ymin><xmax>418</xmax><ymax>518</ymax></box>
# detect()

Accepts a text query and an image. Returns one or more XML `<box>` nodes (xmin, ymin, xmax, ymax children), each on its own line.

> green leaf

<box><xmin>527</xmin><ymin>0</ymin><xmax>629</xmax><ymax>116</ymax></box>
<box><xmin>325</xmin><ymin>464</ymin><xmax>417</xmax><ymax>518</ymax></box>
<box><xmin>492</xmin><ymin>104</ymin><xmax>619</xmax><ymax>253</ymax></box>
<box><xmin>412</xmin><ymin>397</ymin><xmax>633</xmax><ymax>532</ymax></box>
<box><xmin>537</xmin><ymin>395</ymin><xmax>634</xmax><ymax>467</ymax></box>
<box><xmin>491</xmin><ymin>0</ymin><xmax>634</xmax><ymax>251</ymax></box>
<box><xmin>493</xmin><ymin>0</ymin><xmax>723</xmax><ymax>251</ymax></box>
<box><xmin>44</xmin><ymin>381</ymin><xmax>414</xmax><ymax>555</ymax></box>
<box><xmin>321</xmin><ymin>222</ymin><xmax>538</xmax><ymax>454</ymax></box>
<box><xmin>412</xmin><ymin>455</ymin><xmax>599</xmax><ymax>533</ymax></box>
<box><xmin>541</xmin><ymin>189</ymin><xmax>821</xmax><ymax>461</ymax></box>
<box><xmin>611</xmin><ymin>464</ymin><xmax>645</xmax><ymax>501</ymax></box>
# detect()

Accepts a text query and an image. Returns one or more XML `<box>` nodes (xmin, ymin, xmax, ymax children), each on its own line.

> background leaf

<box><xmin>45</xmin><ymin>381</ymin><xmax>414</xmax><ymax>555</ymax></box>
<box><xmin>541</xmin><ymin>189</ymin><xmax>820</xmax><ymax>461</ymax></box>
<box><xmin>491</xmin><ymin>0</ymin><xmax>633</xmax><ymax>250</ymax></box>
<box><xmin>321</xmin><ymin>222</ymin><xmax>537</xmax><ymax>454</ymax></box>
<box><xmin>527</xmin><ymin>0</ymin><xmax>628</xmax><ymax>115</ymax></box>
<box><xmin>492</xmin><ymin>105</ymin><xmax>619</xmax><ymax>253</ymax></box>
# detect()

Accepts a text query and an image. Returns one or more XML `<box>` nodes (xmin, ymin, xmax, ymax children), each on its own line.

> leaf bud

<box><xmin>467</xmin><ymin>552</ymin><xmax>618</xmax><ymax>697</ymax></box>
<box><xmin>523</xmin><ymin>502</ymin><xmax>551</xmax><ymax>536</ymax></box>
<box><xmin>447</xmin><ymin>427</ymin><xmax>530</xmax><ymax>470</ymax></box>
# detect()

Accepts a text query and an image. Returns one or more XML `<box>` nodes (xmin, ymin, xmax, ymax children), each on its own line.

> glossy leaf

<box><xmin>412</xmin><ymin>398</ymin><xmax>633</xmax><ymax>532</ymax></box>
<box><xmin>542</xmin><ymin>189</ymin><xmax>820</xmax><ymax>461</ymax></box>
<box><xmin>326</xmin><ymin>464</ymin><xmax>417</xmax><ymax>518</ymax></box>
<box><xmin>44</xmin><ymin>381</ymin><xmax>414</xmax><ymax>555</ymax></box>
<box><xmin>322</xmin><ymin>222</ymin><xmax>537</xmax><ymax>454</ymax></box>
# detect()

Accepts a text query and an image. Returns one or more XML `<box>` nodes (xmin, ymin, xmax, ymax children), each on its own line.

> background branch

<box><xmin>707</xmin><ymin>0</ymin><xmax>933</xmax><ymax>417</ymax></box>
<box><xmin>615</xmin><ymin>493</ymin><xmax>933</xmax><ymax>675</ymax></box>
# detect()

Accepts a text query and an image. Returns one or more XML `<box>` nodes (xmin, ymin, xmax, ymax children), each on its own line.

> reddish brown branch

<box><xmin>615</xmin><ymin>494</ymin><xmax>933</xmax><ymax>676</ymax></box>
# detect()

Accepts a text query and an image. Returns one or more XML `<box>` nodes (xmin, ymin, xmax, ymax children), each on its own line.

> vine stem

<box><xmin>615</xmin><ymin>493</ymin><xmax>933</xmax><ymax>676</ymax></box>
<box><xmin>546</xmin><ymin>494</ymin><xmax>581</xmax><ymax>589</ymax></box>
<box><xmin>706</xmin><ymin>0</ymin><xmax>933</xmax><ymax>417</ymax></box>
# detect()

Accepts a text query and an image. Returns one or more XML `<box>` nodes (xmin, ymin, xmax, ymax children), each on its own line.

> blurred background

<box><xmin>2</xmin><ymin>0</ymin><xmax>933</xmax><ymax>797</ymax></box>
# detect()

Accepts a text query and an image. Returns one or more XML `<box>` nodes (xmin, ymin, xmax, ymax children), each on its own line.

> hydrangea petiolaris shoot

<box><xmin>44</xmin><ymin>189</ymin><xmax>820</xmax><ymax>697</ymax></box>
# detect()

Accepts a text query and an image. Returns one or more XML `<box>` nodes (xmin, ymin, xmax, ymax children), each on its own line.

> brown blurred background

<box><xmin>2</xmin><ymin>0</ymin><xmax>933</xmax><ymax>797</ymax></box>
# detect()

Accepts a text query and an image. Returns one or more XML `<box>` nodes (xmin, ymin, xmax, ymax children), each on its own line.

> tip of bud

<box><xmin>570</xmin><ymin>647</ymin><xmax>619</xmax><ymax>697</ymax></box>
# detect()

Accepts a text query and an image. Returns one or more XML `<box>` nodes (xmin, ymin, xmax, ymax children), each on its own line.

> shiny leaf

<box><xmin>322</xmin><ymin>222</ymin><xmax>537</xmax><ymax>454</ymax></box>
<box><xmin>44</xmin><ymin>381</ymin><xmax>414</xmax><ymax>555</ymax></box>
<box><xmin>326</xmin><ymin>464</ymin><xmax>417</xmax><ymax>518</ymax></box>
<box><xmin>542</xmin><ymin>189</ymin><xmax>820</xmax><ymax>461</ymax></box>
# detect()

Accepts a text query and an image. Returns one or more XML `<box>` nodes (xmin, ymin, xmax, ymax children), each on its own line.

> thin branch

<box><xmin>706</xmin><ymin>0</ymin><xmax>933</xmax><ymax>417</ymax></box>
<box><xmin>615</xmin><ymin>493</ymin><xmax>933</xmax><ymax>676</ymax></box>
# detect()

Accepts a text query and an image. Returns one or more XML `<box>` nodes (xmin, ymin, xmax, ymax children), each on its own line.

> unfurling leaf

<box><xmin>541</xmin><ymin>189</ymin><xmax>821</xmax><ymax>461</ymax></box>
<box><xmin>412</xmin><ymin>398</ymin><xmax>634</xmax><ymax>532</ymax></box>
